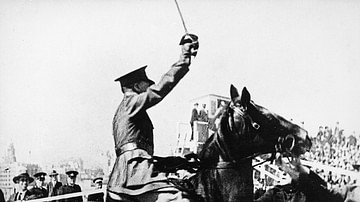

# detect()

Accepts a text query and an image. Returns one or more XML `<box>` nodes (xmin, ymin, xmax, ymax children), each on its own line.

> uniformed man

<box><xmin>87</xmin><ymin>177</ymin><xmax>104</xmax><ymax>202</ymax></box>
<box><xmin>198</xmin><ymin>104</ymin><xmax>208</xmax><ymax>122</ymax></box>
<box><xmin>28</xmin><ymin>172</ymin><xmax>48</xmax><ymax>199</ymax></box>
<box><xmin>190</xmin><ymin>103</ymin><xmax>199</xmax><ymax>140</ymax></box>
<box><xmin>7</xmin><ymin>173</ymin><xmax>36</xmax><ymax>201</ymax></box>
<box><xmin>107</xmin><ymin>34</ymin><xmax>199</xmax><ymax>202</ymax></box>
<box><xmin>47</xmin><ymin>170</ymin><xmax>63</xmax><ymax>197</ymax></box>
<box><xmin>57</xmin><ymin>171</ymin><xmax>82</xmax><ymax>202</ymax></box>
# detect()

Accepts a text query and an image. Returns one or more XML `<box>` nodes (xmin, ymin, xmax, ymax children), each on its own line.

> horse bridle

<box><xmin>224</xmin><ymin>102</ymin><xmax>296</xmax><ymax>167</ymax></box>
<box><xmin>229</xmin><ymin>102</ymin><xmax>260</xmax><ymax>130</ymax></box>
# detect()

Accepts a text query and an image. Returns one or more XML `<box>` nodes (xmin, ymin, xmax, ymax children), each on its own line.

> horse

<box><xmin>189</xmin><ymin>85</ymin><xmax>312</xmax><ymax>202</ymax></box>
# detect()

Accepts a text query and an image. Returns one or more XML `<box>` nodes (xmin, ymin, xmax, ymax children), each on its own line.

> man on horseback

<box><xmin>107</xmin><ymin>34</ymin><xmax>199</xmax><ymax>202</ymax></box>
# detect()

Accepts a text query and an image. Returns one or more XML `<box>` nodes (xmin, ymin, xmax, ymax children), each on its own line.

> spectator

<box><xmin>28</xmin><ymin>172</ymin><xmax>48</xmax><ymax>199</ymax></box>
<box><xmin>87</xmin><ymin>177</ymin><xmax>104</xmax><ymax>202</ymax></box>
<box><xmin>47</xmin><ymin>170</ymin><xmax>62</xmax><ymax>197</ymax></box>
<box><xmin>307</xmin><ymin>123</ymin><xmax>360</xmax><ymax>186</ymax></box>
<box><xmin>58</xmin><ymin>171</ymin><xmax>82</xmax><ymax>202</ymax></box>
<box><xmin>190</xmin><ymin>103</ymin><xmax>199</xmax><ymax>140</ymax></box>
<box><xmin>7</xmin><ymin>173</ymin><xmax>36</xmax><ymax>201</ymax></box>
<box><xmin>198</xmin><ymin>104</ymin><xmax>208</xmax><ymax>122</ymax></box>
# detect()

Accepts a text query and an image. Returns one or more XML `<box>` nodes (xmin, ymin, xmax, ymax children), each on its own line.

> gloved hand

<box><xmin>179</xmin><ymin>33</ymin><xmax>199</xmax><ymax>56</ymax></box>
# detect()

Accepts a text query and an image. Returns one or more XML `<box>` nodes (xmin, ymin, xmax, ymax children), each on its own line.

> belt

<box><xmin>115</xmin><ymin>142</ymin><xmax>138</xmax><ymax>156</ymax></box>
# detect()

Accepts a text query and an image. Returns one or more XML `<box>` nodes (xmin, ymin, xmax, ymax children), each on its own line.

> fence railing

<box><xmin>14</xmin><ymin>159</ymin><xmax>360</xmax><ymax>202</ymax></box>
<box><xmin>25</xmin><ymin>188</ymin><xmax>106</xmax><ymax>202</ymax></box>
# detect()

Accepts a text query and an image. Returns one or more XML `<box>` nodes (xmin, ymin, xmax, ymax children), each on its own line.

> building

<box><xmin>0</xmin><ymin>143</ymin><xmax>42</xmax><ymax>200</ymax></box>
<box><xmin>0</xmin><ymin>163</ymin><xmax>27</xmax><ymax>200</ymax></box>
<box><xmin>174</xmin><ymin>94</ymin><xmax>230</xmax><ymax>156</ymax></box>
<box><xmin>4</xmin><ymin>143</ymin><xmax>16</xmax><ymax>164</ymax></box>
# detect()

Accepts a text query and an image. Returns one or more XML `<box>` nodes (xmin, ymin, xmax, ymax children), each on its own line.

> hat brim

<box><xmin>13</xmin><ymin>176</ymin><xmax>34</xmax><ymax>183</ymax></box>
<box><xmin>34</xmin><ymin>172</ymin><xmax>47</xmax><ymax>178</ymax></box>
<box><xmin>144</xmin><ymin>79</ymin><xmax>155</xmax><ymax>85</ymax></box>
<box><xmin>93</xmin><ymin>177</ymin><xmax>103</xmax><ymax>183</ymax></box>
<box><xmin>66</xmin><ymin>171</ymin><xmax>79</xmax><ymax>177</ymax></box>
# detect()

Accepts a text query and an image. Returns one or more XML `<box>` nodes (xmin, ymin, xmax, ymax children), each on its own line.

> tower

<box><xmin>6</xmin><ymin>143</ymin><xmax>16</xmax><ymax>163</ymax></box>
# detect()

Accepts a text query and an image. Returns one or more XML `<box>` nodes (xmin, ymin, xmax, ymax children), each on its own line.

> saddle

<box><xmin>152</xmin><ymin>152</ymin><xmax>200</xmax><ymax>173</ymax></box>
<box><xmin>152</xmin><ymin>153</ymin><xmax>203</xmax><ymax>201</ymax></box>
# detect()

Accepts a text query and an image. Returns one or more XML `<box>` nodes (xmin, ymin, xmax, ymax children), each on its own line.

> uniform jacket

<box><xmin>47</xmin><ymin>181</ymin><xmax>63</xmax><ymax>197</ymax></box>
<box><xmin>87</xmin><ymin>192</ymin><xmax>104</xmax><ymax>202</ymax></box>
<box><xmin>28</xmin><ymin>186</ymin><xmax>48</xmax><ymax>199</ymax></box>
<box><xmin>57</xmin><ymin>184</ymin><xmax>82</xmax><ymax>202</ymax></box>
<box><xmin>107</xmin><ymin>53</ymin><xmax>191</xmax><ymax>195</ymax></box>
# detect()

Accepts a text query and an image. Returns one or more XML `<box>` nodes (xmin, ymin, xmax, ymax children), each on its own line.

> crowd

<box><xmin>306</xmin><ymin>123</ymin><xmax>360</xmax><ymax>188</ymax></box>
<box><xmin>1</xmin><ymin>170</ymin><xmax>104</xmax><ymax>202</ymax></box>
<box><xmin>253</xmin><ymin>122</ymin><xmax>360</xmax><ymax>200</ymax></box>
<box><xmin>309</xmin><ymin>124</ymin><xmax>359</xmax><ymax>170</ymax></box>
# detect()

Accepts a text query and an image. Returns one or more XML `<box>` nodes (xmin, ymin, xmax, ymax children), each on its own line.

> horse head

<box><xmin>202</xmin><ymin>85</ymin><xmax>312</xmax><ymax>164</ymax></box>
<box><xmin>194</xmin><ymin>85</ymin><xmax>312</xmax><ymax>202</ymax></box>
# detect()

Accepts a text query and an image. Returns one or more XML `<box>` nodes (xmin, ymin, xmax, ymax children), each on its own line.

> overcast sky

<box><xmin>1</xmin><ymin>0</ymin><xmax>360</xmax><ymax>166</ymax></box>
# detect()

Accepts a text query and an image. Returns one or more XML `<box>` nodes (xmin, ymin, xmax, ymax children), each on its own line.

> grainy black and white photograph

<box><xmin>0</xmin><ymin>0</ymin><xmax>359</xmax><ymax>201</ymax></box>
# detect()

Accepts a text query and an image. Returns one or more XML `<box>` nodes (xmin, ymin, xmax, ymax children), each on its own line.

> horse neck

<box><xmin>199</xmin><ymin>130</ymin><xmax>253</xmax><ymax>167</ymax></box>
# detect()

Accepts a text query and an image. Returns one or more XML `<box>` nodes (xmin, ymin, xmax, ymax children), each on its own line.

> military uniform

<box><xmin>29</xmin><ymin>172</ymin><xmax>48</xmax><ymax>199</ymax></box>
<box><xmin>87</xmin><ymin>193</ymin><xmax>104</xmax><ymax>202</ymax></box>
<box><xmin>107</xmin><ymin>39</ymin><xmax>195</xmax><ymax>196</ymax></box>
<box><xmin>58</xmin><ymin>171</ymin><xmax>83</xmax><ymax>202</ymax></box>
<box><xmin>57</xmin><ymin>184</ymin><xmax>82</xmax><ymax>202</ymax></box>
<box><xmin>28</xmin><ymin>187</ymin><xmax>48</xmax><ymax>199</ymax></box>
<box><xmin>87</xmin><ymin>177</ymin><xmax>104</xmax><ymax>202</ymax></box>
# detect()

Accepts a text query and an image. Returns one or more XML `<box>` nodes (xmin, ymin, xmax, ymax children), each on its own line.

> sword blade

<box><xmin>174</xmin><ymin>0</ymin><xmax>188</xmax><ymax>34</ymax></box>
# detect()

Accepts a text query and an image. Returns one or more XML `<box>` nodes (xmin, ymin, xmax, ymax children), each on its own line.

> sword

<box><xmin>174</xmin><ymin>0</ymin><xmax>198</xmax><ymax>57</ymax></box>
<box><xmin>174</xmin><ymin>0</ymin><xmax>189</xmax><ymax>34</ymax></box>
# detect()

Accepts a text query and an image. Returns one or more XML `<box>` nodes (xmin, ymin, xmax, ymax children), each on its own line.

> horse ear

<box><xmin>230</xmin><ymin>84</ymin><xmax>240</xmax><ymax>101</ymax></box>
<box><xmin>240</xmin><ymin>87</ymin><xmax>251</xmax><ymax>105</ymax></box>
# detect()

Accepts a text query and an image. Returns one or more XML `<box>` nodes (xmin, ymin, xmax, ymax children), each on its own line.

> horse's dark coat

<box><xmin>191</xmin><ymin>85</ymin><xmax>312</xmax><ymax>202</ymax></box>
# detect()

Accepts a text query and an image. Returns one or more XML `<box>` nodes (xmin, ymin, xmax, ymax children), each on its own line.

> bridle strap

<box><xmin>201</xmin><ymin>102</ymin><xmax>295</xmax><ymax>170</ymax></box>
<box><xmin>229</xmin><ymin>102</ymin><xmax>260</xmax><ymax>130</ymax></box>
<box><xmin>214</xmin><ymin>102</ymin><xmax>270</xmax><ymax>169</ymax></box>
<box><xmin>207</xmin><ymin>102</ymin><xmax>262</xmax><ymax>169</ymax></box>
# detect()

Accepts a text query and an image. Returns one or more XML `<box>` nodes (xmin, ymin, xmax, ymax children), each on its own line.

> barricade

<box><xmin>25</xmin><ymin>188</ymin><xmax>106</xmax><ymax>202</ymax></box>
